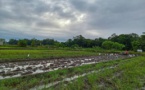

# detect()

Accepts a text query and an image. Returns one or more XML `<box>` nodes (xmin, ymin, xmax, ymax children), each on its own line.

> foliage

<box><xmin>112</xmin><ymin>42</ymin><xmax>125</xmax><ymax>50</ymax></box>
<box><xmin>9</xmin><ymin>39</ymin><xmax>18</xmax><ymax>45</ymax></box>
<box><xmin>31</xmin><ymin>40</ymin><xmax>36</xmax><ymax>47</ymax></box>
<box><xmin>102</xmin><ymin>41</ymin><xmax>124</xmax><ymax>50</ymax></box>
<box><xmin>132</xmin><ymin>41</ymin><xmax>140</xmax><ymax>51</ymax></box>
<box><xmin>46</xmin><ymin>56</ymin><xmax>145</xmax><ymax>90</ymax></box>
<box><xmin>5</xmin><ymin>33</ymin><xmax>145</xmax><ymax>51</ymax></box>
<box><xmin>0</xmin><ymin>55</ymin><xmax>137</xmax><ymax>90</ymax></box>
<box><xmin>0</xmin><ymin>49</ymin><xmax>98</xmax><ymax>62</ymax></box>
<box><xmin>108</xmin><ymin>33</ymin><xmax>140</xmax><ymax>50</ymax></box>
<box><xmin>140</xmin><ymin>35</ymin><xmax>145</xmax><ymax>51</ymax></box>
<box><xmin>18</xmin><ymin>40</ymin><xmax>27</xmax><ymax>47</ymax></box>
<box><xmin>102</xmin><ymin>41</ymin><xmax>114</xmax><ymax>49</ymax></box>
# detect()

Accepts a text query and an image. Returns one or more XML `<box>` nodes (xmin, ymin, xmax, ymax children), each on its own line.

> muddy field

<box><xmin>0</xmin><ymin>53</ymin><xmax>136</xmax><ymax>80</ymax></box>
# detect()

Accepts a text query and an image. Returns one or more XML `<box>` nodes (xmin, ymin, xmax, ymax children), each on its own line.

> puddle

<box><xmin>0</xmin><ymin>54</ymin><xmax>136</xmax><ymax>80</ymax></box>
<box><xmin>30</xmin><ymin>66</ymin><xmax>117</xmax><ymax>90</ymax></box>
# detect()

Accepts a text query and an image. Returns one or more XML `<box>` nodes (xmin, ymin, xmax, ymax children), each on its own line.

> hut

<box><xmin>0</xmin><ymin>39</ymin><xmax>4</xmax><ymax>45</ymax></box>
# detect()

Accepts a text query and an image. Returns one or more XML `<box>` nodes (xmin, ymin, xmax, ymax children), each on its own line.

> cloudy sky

<box><xmin>0</xmin><ymin>0</ymin><xmax>145</xmax><ymax>41</ymax></box>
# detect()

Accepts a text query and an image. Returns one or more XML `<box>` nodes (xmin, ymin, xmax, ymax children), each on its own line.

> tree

<box><xmin>18</xmin><ymin>40</ymin><xmax>27</xmax><ymax>47</ymax></box>
<box><xmin>132</xmin><ymin>41</ymin><xmax>140</xmax><ymax>51</ymax></box>
<box><xmin>9</xmin><ymin>39</ymin><xmax>18</xmax><ymax>45</ymax></box>
<box><xmin>42</xmin><ymin>38</ymin><xmax>57</xmax><ymax>45</ymax></box>
<box><xmin>65</xmin><ymin>39</ymin><xmax>73</xmax><ymax>47</ymax></box>
<box><xmin>73</xmin><ymin>35</ymin><xmax>86</xmax><ymax>47</ymax></box>
<box><xmin>102</xmin><ymin>41</ymin><xmax>125</xmax><ymax>50</ymax></box>
<box><xmin>140</xmin><ymin>35</ymin><xmax>145</xmax><ymax>51</ymax></box>
<box><xmin>31</xmin><ymin>40</ymin><xmax>36</xmax><ymax>47</ymax></box>
<box><xmin>84</xmin><ymin>39</ymin><xmax>93</xmax><ymax>47</ymax></box>
<box><xmin>112</xmin><ymin>42</ymin><xmax>125</xmax><ymax>50</ymax></box>
<box><xmin>108</xmin><ymin>33</ymin><xmax>140</xmax><ymax>50</ymax></box>
<box><xmin>108</xmin><ymin>33</ymin><xmax>118</xmax><ymax>42</ymax></box>
<box><xmin>102</xmin><ymin>41</ymin><xmax>114</xmax><ymax>50</ymax></box>
<box><xmin>94</xmin><ymin>38</ymin><xmax>106</xmax><ymax>47</ymax></box>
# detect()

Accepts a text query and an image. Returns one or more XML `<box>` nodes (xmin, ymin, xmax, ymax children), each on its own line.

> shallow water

<box><xmin>30</xmin><ymin>66</ymin><xmax>116</xmax><ymax>90</ymax></box>
<box><xmin>0</xmin><ymin>54</ymin><xmax>135</xmax><ymax>80</ymax></box>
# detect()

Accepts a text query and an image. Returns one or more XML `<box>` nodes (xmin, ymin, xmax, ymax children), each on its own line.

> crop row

<box><xmin>0</xmin><ymin>56</ymin><xmax>131</xmax><ymax>90</ymax></box>
<box><xmin>45</xmin><ymin>56</ymin><xmax>145</xmax><ymax>90</ymax></box>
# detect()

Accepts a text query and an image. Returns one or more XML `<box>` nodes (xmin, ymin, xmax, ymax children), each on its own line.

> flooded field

<box><xmin>30</xmin><ymin>66</ymin><xmax>116</xmax><ymax>90</ymax></box>
<box><xmin>0</xmin><ymin>54</ymin><xmax>135</xmax><ymax>80</ymax></box>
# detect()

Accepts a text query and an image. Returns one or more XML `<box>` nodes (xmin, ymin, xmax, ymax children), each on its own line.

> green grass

<box><xmin>0</xmin><ymin>49</ymin><xmax>98</xmax><ymax>62</ymax></box>
<box><xmin>0</xmin><ymin>56</ymin><xmax>127</xmax><ymax>90</ymax></box>
<box><xmin>46</xmin><ymin>56</ymin><xmax>145</xmax><ymax>90</ymax></box>
<box><xmin>0</xmin><ymin>47</ymin><xmax>144</xmax><ymax>90</ymax></box>
<box><xmin>0</xmin><ymin>46</ymin><xmax>133</xmax><ymax>62</ymax></box>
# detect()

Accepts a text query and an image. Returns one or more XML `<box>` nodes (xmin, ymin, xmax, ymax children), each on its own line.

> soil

<box><xmin>0</xmin><ymin>53</ymin><xmax>136</xmax><ymax>80</ymax></box>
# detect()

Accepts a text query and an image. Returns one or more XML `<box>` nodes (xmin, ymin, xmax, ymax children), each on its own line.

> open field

<box><xmin>0</xmin><ymin>46</ymin><xmax>125</xmax><ymax>62</ymax></box>
<box><xmin>0</xmin><ymin>49</ymin><xmax>99</xmax><ymax>62</ymax></box>
<box><xmin>0</xmin><ymin>46</ymin><xmax>144</xmax><ymax>90</ymax></box>
<box><xmin>0</xmin><ymin>53</ymin><xmax>132</xmax><ymax>80</ymax></box>
<box><xmin>0</xmin><ymin>55</ymin><xmax>144</xmax><ymax>90</ymax></box>
<box><xmin>42</xmin><ymin>56</ymin><xmax>145</xmax><ymax>90</ymax></box>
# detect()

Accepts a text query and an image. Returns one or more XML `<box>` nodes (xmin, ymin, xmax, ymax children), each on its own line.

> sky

<box><xmin>0</xmin><ymin>0</ymin><xmax>145</xmax><ymax>41</ymax></box>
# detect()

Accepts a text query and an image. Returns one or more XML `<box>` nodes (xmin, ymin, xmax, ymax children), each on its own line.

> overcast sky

<box><xmin>0</xmin><ymin>0</ymin><xmax>145</xmax><ymax>41</ymax></box>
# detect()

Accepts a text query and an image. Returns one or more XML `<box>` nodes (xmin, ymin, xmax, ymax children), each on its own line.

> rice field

<box><xmin>43</xmin><ymin>56</ymin><xmax>145</xmax><ymax>90</ymax></box>
<box><xmin>0</xmin><ymin>55</ymin><xmax>144</xmax><ymax>90</ymax></box>
<box><xmin>0</xmin><ymin>49</ymin><xmax>98</xmax><ymax>62</ymax></box>
<box><xmin>0</xmin><ymin>46</ymin><xmax>144</xmax><ymax>90</ymax></box>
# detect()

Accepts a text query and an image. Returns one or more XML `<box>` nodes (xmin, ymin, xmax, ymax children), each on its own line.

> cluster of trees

<box><xmin>108</xmin><ymin>33</ymin><xmax>145</xmax><ymax>51</ymax></box>
<box><xmin>4</xmin><ymin>33</ymin><xmax>145</xmax><ymax>51</ymax></box>
<box><xmin>102</xmin><ymin>41</ymin><xmax>125</xmax><ymax>50</ymax></box>
<box><xmin>9</xmin><ymin>38</ymin><xmax>58</xmax><ymax>47</ymax></box>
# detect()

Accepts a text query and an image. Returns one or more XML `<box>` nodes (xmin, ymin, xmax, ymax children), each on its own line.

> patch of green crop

<box><xmin>0</xmin><ymin>49</ymin><xmax>98</xmax><ymax>62</ymax></box>
<box><xmin>0</xmin><ymin>56</ymin><xmax>126</xmax><ymax>90</ymax></box>
<box><xmin>47</xmin><ymin>56</ymin><xmax>145</xmax><ymax>90</ymax></box>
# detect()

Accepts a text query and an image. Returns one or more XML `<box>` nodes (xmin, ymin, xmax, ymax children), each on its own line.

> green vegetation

<box><xmin>44</xmin><ymin>56</ymin><xmax>145</xmax><ymax>90</ymax></box>
<box><xmin>0</xmin><ymin>56</ymin><xmax>132</xmax><ymax>90</ymax></box>
<box><xmin>0</xmin><ymin>56</ymin><xmax>145</xmax><ymax>90</ymax></box>
<box><xmin>102</xmin><ymin>41</ymin><xmax>125</xmax><ymax>50</ymax></box>
<box><xmin>0</xmin><ymin>33</ymin><xmax>145</xmax><ymax>90</ymax></box>
<box><xmin>18</xmin><ymin>40</ymin><xmax>27</xmax><ymax>47</ymax></box>
<box><xmin>1</xmin><ymin>33</ymin><xmax>145</xmax><ymax>51</ymax></box>
<box><xmin>132</xmin><ymin>41</ymin><xmax>140</xmax><ymax>51</ymax></box>
<box><xmin>0</xmin><ymin>49</ymin><xmax>98</xmax><ymax>62</ymax></box>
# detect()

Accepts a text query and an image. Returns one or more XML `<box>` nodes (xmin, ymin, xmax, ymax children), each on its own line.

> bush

<box><xmin>18</xmin><ymin>40</ymin><xmax>27</xmax><ymax>47</ymax></box>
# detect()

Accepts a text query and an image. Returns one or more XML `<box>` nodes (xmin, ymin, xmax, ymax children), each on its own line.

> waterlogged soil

<box><xmin>30</xmin><ymin>66</ymin><xmax>117</xmax><ymax>90</ymax></box>
<box><xmin>0</xmin><ymin>54</ymin><xmax>136</xmax><ymax>80</ymax></box>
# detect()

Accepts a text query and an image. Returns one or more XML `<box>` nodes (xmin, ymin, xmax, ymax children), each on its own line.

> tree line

<box><xmin>3</xmin><ymin>33</ymin><xmax>145</xmax><ymax>51</ymax></box>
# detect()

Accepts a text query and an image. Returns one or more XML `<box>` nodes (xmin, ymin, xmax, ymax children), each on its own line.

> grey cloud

<box><xmin>35</xmin><ymin>21</ymin><xmax>60</xmax><ymax>28</ymax></box>
<box><xmin>70</xmin><ymin>0</ymin><xmax>98</xmax><ymax>12</ymax></box>
<box><xmin>85</xmin><ymin>0</ymin><xmax>145</xmax><ymax>30</ymax></box>
<box><xmin>0</xmin><ymin>0</ymin><xmax>145</xmax><ymax>41</ymax></box>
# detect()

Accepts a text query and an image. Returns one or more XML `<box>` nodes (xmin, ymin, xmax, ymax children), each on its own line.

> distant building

<box><xmin>0</xmin><ymin>39</ymin><xmax>4</xmax><ymax>45</ymax></box>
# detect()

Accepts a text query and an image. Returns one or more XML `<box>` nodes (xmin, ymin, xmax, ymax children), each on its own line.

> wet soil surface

<box><xmin>0</xmin><ymin>54</ymin><xmax>136</xmax><ymax>80</ymax></box>
<box><xmin>30</xmin><ymin>65</ymin><xmax>117</xmax><ymax>90</ymax></box>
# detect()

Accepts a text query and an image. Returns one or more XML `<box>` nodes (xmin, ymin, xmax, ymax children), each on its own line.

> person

<box><xmin>125</xmin><ymin>50</ymin><xmax>128</xmax><ymax>55</ymax></box>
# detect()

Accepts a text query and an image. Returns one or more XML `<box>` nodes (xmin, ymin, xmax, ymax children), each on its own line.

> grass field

<box><xmin>0</xmin><ymin>56</ymin><xmax>145</xmax><ymax>90</ymax></box>
<box><xmin>45</xmin><ymin>56</ymin><xmax>145</xmax><ymax>90</ymax></box>
<box><xmin>0</xmin><ymin>46</ymin><xmax>131</xmax><ymax>62</ymax></box>
<box><xmin>0</xmin><ymin>46</ymin><xmax>144</xmax><ymax>90</ymax></box>
<box><xmin>0</xmin><ymin>49</ymin><xmax>99</xmax><ymax>62</ymax></box>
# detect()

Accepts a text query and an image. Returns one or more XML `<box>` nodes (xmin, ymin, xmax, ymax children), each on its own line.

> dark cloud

<box><xmin>0</xmin><ymin>0</ymin><xmax>145</xmax><ymax>41</ymax></box>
